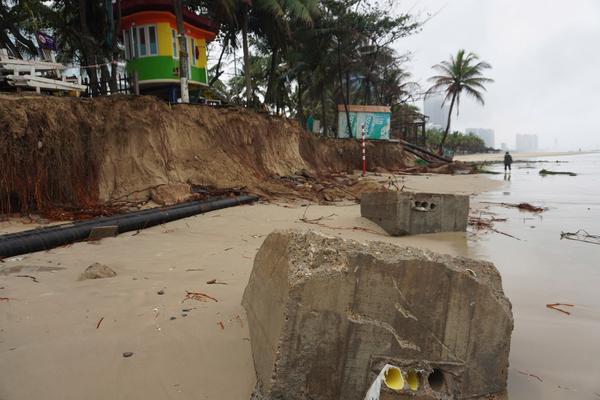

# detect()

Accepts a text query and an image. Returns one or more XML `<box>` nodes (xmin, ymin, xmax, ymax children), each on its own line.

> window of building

<box><xmin>148</xmin><ymin>26</ymin><xmax>157</xmax><ymax>55</ymax></box>
<box><xmin>123</xmin><ymin>25</ymin><xmax>158</xmax><ymax>60</ymax></box>
<box><xmin>132</xmin><ymin>27</ymin><xmax>139</xmax><ymax>58</ymax></box>
<box><xmin>138</xmin><ymin>26</ymin><xmax>147</xmax><ymax>56</ymax></box>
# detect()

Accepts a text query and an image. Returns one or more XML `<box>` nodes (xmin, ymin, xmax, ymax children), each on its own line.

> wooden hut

<box><xmin>120</xmin><ymin>0</ymin><xmax>218</xmax><ymax>101</ymax></box>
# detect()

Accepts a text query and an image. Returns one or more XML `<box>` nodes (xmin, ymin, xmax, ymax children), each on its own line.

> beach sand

<box><xmin>1</xmin><ymin>170</ymin><xmax>598</xmax><ymax>400</ymax></box>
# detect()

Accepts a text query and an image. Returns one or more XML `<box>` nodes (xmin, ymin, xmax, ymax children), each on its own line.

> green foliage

<box><xmin>426</xmin><ymin>128</ymin><xmax>488</xmax><ymax>154</ymax></box>
<box><xmin>2</xmin><ymin>0</ymin><xmax>421</xmax><ymax>118</ymax></box>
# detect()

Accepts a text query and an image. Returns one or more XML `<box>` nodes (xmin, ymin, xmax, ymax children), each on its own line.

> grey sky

<box><xmin>397</xmin><ymin>0</ymin><xmax>600</xmax><ymax>150</ymax></box>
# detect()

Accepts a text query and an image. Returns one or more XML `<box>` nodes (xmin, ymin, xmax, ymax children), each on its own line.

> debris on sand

<box><xmin>16</xmin><ymin>274</ymin><xmax>39</xmax><ymax>283</ymax></box>
<box><xmin>96</xmin><ymin>317</ymin><xmax>104</xmax><ymax>329</ymax></box>
<box><xmin>539</xmin><ymin>169</ymin><xmax>577</xmax><ymax>177</ymax></box>
<box><xmin>515</xmin><ymin>369</ymin><xmax>544</xmax><ymax>382</ymax></box>
<box><xmin>122</xmin><ymin>352</ymin><xmax>134</xmax><ymax>358</ymax></box>
<box><xmin>560</xmin><ymin>230</ymin><xmax>600</xmax><ymax>245</ymax></box>
<box><xmin>482</xmin><ymin>201</ymin><xmax>545</xmax><ymax>213</ymax></box>
<box><xmin>546</xmin><ymin>303</ymin><xmax>574</xmax><ymax>316</ymax></box>
<box><xmin>206</xmin><ymin>279</ymin><xmax>227</xmax><ymax>285</ymax></box>
<box><xmin>78</xmin><ymin>263</ymin><xmax>117</xmax><ymax>280</ymax></box>
<box><xmin>469</xmin><ymin>216</ymin><xmax>520</xmax><ymax>241</ymax></box>
<box><xmin>182</xmin><ymin>291</ymin><xmax>218</xmax><ymax>303</ymax></box>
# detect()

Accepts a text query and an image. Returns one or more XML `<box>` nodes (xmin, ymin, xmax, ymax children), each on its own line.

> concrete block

<box><xmin>360</xmin><ymin>191</ymin><xmax>469</xmax><ymax>236</ymax></box>
<box><xmin>242</xmin><ymin>230</ymin><xmax>512</xmax><ymax>400</ymax></box>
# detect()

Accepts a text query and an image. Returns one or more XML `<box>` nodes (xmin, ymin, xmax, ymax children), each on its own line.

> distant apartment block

<box><xmin>466</xmin><ymin>128</ymin><xmax>495</xmax><ymax>148</ymax></box>
<box><xmin>423</xmin><ymin>95</ymin><xmax>450</xmax><ymax>130</ymax></box>
<box><xmin>516</xmin><ymin>134</ymin><xmax>538</xmax><ymax>152</ymax></box>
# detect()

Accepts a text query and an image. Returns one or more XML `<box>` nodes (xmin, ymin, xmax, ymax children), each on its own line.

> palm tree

<box><xmin>427</xmin><ymin>49</ymin><xmax>493</xmax><ymax>154</ymax></box>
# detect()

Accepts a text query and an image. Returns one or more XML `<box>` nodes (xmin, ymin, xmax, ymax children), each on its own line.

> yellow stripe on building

<box><xmin>157</xmin><ymin>22</ymin><xmax>174</xmax><ymax>57</ymax></box>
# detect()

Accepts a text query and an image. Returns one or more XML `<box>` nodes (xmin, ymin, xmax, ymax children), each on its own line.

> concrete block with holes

<box><xmin>360</xmin><ymin>191</ymin><xmax>469</xmax><ymax>236</ymax></box>
<box><xmin>242</xmin><ymin>230</ymin><xmax>513</xmax><ymax>400</ymax></box>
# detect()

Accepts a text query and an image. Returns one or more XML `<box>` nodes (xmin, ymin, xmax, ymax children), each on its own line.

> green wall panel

<box><xmin>127</xmin><ymin>56</ymin><xmax>207</xmax><ymax>84</ymax></box>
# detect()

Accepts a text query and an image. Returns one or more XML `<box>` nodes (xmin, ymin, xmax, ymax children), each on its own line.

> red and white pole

<box><xmin>361</xmin><ymin>124</ymin><xmax>366</xmax><ymax>177</ymax></box>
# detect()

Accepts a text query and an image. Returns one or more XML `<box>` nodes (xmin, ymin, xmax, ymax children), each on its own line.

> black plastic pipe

<box><xmin>0</xmin><ymin>195</ymin><xmax>258</xmax><ymax>258</ymax></box>
<box><xmin>0</xmin><ymin>196</ymin><xmax>222</xmax><ymax>241</ymax></box>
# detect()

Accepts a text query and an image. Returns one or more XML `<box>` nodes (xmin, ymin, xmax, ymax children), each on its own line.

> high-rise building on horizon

<box><xmin>423</xmin><ymin>95</ymin><xmax>450</xmax><ymax>130</ymax></box>
<box><xmin>466</xmin><ymin>128</ymin><xmax>495</xmax><ymax>148</ymax></box>
<box><xmin>516</xmin><ymin>134</ymin><xmax>538</xmax><ymax>152</ymax></box>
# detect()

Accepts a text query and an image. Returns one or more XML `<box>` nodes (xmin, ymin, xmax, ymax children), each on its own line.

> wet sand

<box><xmin>1</xmin><ymin>166</ymin><xmax>598</xmax><ymax>399</ymax></box>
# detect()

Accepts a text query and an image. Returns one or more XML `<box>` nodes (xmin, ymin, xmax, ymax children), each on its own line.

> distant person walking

<box><xmin>504</xmin><ymin>151</ymin><xmax>513</xmax><ymax>172</ymax></box>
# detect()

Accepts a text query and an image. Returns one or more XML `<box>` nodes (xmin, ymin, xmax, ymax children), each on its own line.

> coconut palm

<box><xmin>427</xmin><ymin>49</ymin><xmax>493</xmax><ymax>154</ymax></box>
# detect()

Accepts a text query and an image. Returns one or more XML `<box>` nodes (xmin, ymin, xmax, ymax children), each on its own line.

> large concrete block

<box><xmin>242</xmin><ymin>230</ymin><xmax>512</xmax><ymax>400</ymax></box>
<box><xmin>360</xmin><ymin>191</ymin><xmax>469</xmax><ymax>236</ymax></box>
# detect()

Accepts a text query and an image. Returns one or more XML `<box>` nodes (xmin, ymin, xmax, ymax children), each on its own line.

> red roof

<box><xmin>121</xmin><ymin>0</ymin><xmax>219</xmax><ymax>33</ymax></box>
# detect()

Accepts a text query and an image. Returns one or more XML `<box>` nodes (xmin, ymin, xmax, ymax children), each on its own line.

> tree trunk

<box><xmin>337</xmin><ymin>41</ymin><xmax>352</xmax><ymax>138</ymax></box>
<box><xmin>363</xmin><ymin>76</ymin><xmax>370</xmax><ymax>105</ymax></box>
<box><xmin>241</xmin><ymin>7</ymin><xmax>252</xmax><ymax>107</ymax></box>
<box><xmin>173</xmin><ymin>0</ymin><xmax>189</xmax><ymax>102</ymax></box>
<box><xmin>78</xmin><ymin>0</ymin><xmax>99</xmax><ymax>96</ymax></box>
<box><xmin>100</xmin><ymin>64</ymin><xmax>110</xmax><ymax>95</ymax></box>
<box><xmin>109</xmin><ymin>0</ymin><xmax>122</xmax><ymax>93</ymax></box>
<box><xmin>320</xmin><ymin>86</ymin><xmax>327</xmax><ymax>136</ymax></box>
<box><xmin>345</xmin><ymin>70</ymin><xmax>350</xmax><ymax>105</ymax></box>
<box><xmin>297</xmin><ymin>79</ymin><xmax>305</xmax><ymax>127</ymax></box>
<box><xmin>439</xmin><ymin>92</ymin><xmax>457</xmax><ymax>155</ymax></box>
<box><xmin>265</xmin><ymin>46</ymin><xmax>279</xmax><ymax>106</ymax></box>
<box><xmin>209</xmin><ymin>40</ymin><xmax>227</xmax><ymax>86</ymax></box>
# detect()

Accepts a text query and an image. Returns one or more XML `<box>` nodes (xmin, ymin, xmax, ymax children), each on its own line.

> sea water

<box><xmin>467</xmin><ymin>152</ymin><xmax>600</xmax><ymax>399</ymax></box>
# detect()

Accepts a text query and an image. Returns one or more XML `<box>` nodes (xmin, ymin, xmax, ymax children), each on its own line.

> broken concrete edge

<box><xmin>242</xmin><ymin>230</ymin><xmax>513</xmax><ymax>400</ymax></box>
<box><xmin>246</xmin><ymin>230</ymin><xmax>510</xmax><ymax>311</ymax></box>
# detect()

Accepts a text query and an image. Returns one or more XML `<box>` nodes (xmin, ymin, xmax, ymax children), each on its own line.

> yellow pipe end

<box><xmin>384</xmin><ymin>367</ymin><xmax>405</xmax><ymax>390</ymax></box>
<box><xmin>406</xmin><ymin>370</ymin><xmax>420</xmax><ymax>391</ymax></box>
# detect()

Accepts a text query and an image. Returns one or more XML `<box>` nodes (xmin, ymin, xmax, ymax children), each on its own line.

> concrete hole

<box><xmin>430</xmin><ymin>203</ymin><xmax>437</xmax><ymax>210</ymax></box>
<box><xmin>428</xmin><ymin>368</ymin><xmax>445</xmax><ymax>392</ymax></box>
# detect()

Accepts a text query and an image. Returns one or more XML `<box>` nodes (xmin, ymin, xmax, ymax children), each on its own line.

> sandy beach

<box><xmin>1</xmin><ymin>158</ymin><xmax>599</xmax><ymax>399</ymax></box>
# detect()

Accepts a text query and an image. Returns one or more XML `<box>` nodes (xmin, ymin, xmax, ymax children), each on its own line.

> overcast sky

<box><xmin>396</xmin><ymin>0</ymin><xmax>600</xmax><ymax>150</ymax></box>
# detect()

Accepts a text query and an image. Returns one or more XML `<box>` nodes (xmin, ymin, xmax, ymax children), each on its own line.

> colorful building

<box><xmin>120</xmin><ymin>0</ymin><xmax>218</xmax><ymax>101</ymax></box>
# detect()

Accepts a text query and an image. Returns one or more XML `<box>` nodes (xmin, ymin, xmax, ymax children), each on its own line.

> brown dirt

<box><xmin>0</xmin><ymin>94</ymin><xmax>419</xmax><ymax>214</ymax></box>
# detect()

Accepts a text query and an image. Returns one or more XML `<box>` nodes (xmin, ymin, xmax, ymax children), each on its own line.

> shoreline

<box><xmin>454</xmin><ymin>150</ymin><xmax>598</xmax><ymax>162</ymax></box>
<box><xmin>2</xmin><ymin>166</ymin><xmax>599</xmax><ymax>400</ymax></box>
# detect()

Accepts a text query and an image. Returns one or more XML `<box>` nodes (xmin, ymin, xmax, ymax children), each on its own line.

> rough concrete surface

<box><xmin>242</xmin><ymin>230</ymin><xmax>513</xmax><ymax>400</ymax></box>
<box><xmin>361</xmin><ymin>191</ymin><xmax>469</xmax><ymax>236</ymax></box>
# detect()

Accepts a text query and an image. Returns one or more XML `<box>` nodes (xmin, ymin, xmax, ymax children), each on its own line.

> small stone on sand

<box><xmin>78</xmin><ymin>263</ymin><xmax>116</xmax><ymax>281</ymax></box>
<box><xmin>122</xmin><ymin>352</ymin><xmax>133</xmax><ymax>358</ymax></box>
